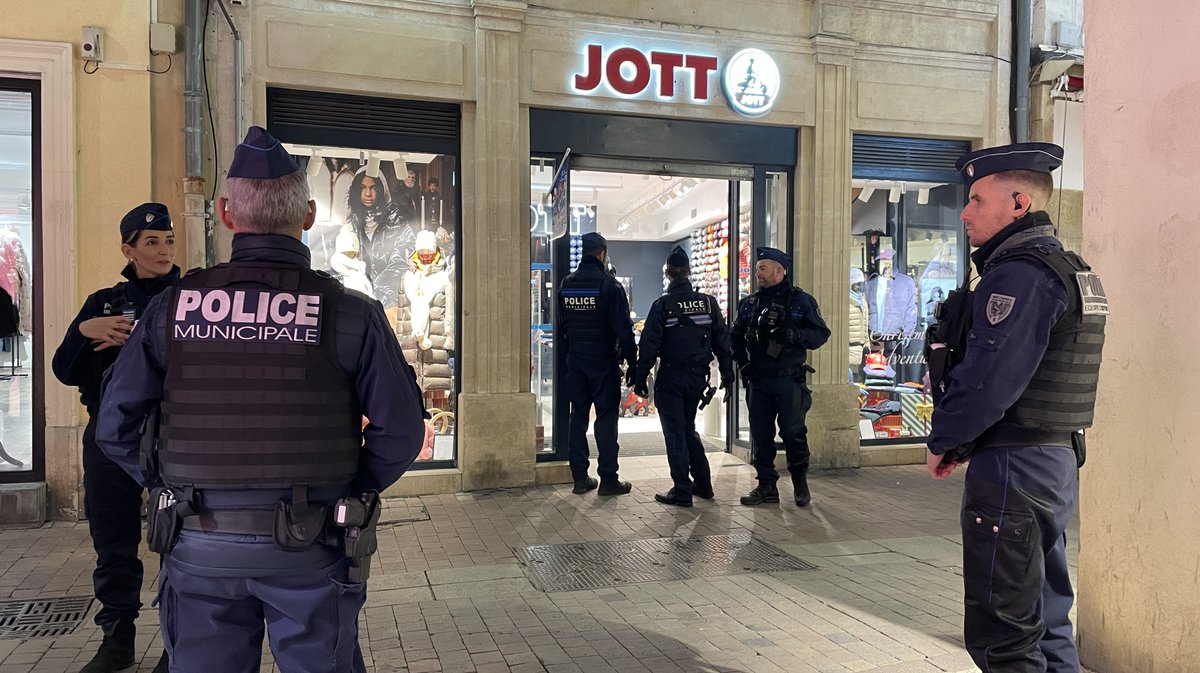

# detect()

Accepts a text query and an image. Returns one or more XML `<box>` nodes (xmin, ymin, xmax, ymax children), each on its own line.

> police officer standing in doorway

<box><xmin>926</xmin><ymin>143</ymin><xmax>1106</xmax><ymax>673</ymax></box>
<box><xmin>558</xmin><ymin>232</ymin><xmax>637</xmax><ymax>496</ymax></box>
<box><xmin>732</xmin><ymin>247</ymin><xmax>830</xmax><ymax>507</ymax></box>
<box><xmin>97</xmin><ymin>127</ymin><xmax>430</xmax><ymax>672</ymax></box>
<box><xmin>634</xmin><ymin>246</ymin><xmax>734</xmax><ymax>507</ymax></box>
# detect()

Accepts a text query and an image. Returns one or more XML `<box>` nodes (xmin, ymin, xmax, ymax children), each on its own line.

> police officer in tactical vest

<box><xmin>97</xmin><ymin>127</ymin><xmax>430</xmax><ymax>672</ymax></box>
<box><xmin>926</xmin><ymin>142</ymin><xmax>1107</xmax><ymax>673</ymax></box>
<box><xmin>732</xmin><ymin>247</ymin><xmax>830</xmax><ymax>507</ymax></box>
<box><xmin>633</xmin><ymin>246</ymin><xmax>734</xmax><ymax>507</ymax></box>
<box><xmin>557</xmin><ymin>232</ymin><xmax>637</xmax><ymax>495</ymax></box>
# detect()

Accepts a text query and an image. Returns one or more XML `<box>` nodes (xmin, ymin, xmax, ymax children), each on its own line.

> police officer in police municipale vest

<box><xmin>96</xmin><ymin>126</ymin><xmax>431</xmax><ymax>673</ymax></box>
<box><xmin>557</xmin><ymin>231</ymin><xmax>637</xmax><ymax>496</ymax></box>
<box><xmin>633</xmin><ymin>246</ymin><xmax>735</xmax><ymax>507</ymax></box>
<box><xmin>925</xmin><ymin>142</ymin><xmax>1107</xmax><ymax>673</ymax></box>
<box><xmin>53</xmin><ymin>203</ymin><xmax>178</xmax><ymax>673</ymax></box>
<box><xmin>732</xmin><ymin>247</ymin><xmax>830</xmax><ymax>507</ymax></box>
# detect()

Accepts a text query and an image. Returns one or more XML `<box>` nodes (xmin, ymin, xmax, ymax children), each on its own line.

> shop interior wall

<box><xmin>605</xmin><ymin>241</ymin><xmax>673</xmax><ymax>318</ymax></box>
<box><xmin>1081</xmin><ymin>2</ymin><xmax>1200</xmax><ymax>670</ymax></box>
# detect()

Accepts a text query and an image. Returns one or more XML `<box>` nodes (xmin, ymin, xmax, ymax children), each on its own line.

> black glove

<box><xmin>719</xmin><ymin>375</ymin><xmax>732</xmax><ymax>391</ymax></box>
<box><xmin>624</xmin><ymin>366</ymin><xmax>636</xmax><ymax>388</ymax></box>
<box><xmin>738</xmin><ymin>363</ymin><xmax>753</xmax><ymax>387</ymax></box>
<box><xmin>633</xmin><ymin>382</ymin><xmax>649</xmax><ymax>399</ymax></box>
<box><xmin>772</xmin><ymin>327</ymin><xmax>799</xmax><ymax>345</ymax></box>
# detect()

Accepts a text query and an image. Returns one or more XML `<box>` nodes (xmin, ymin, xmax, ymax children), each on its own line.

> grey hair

<box><xmin>222</xmin><ymin>171</ymin><xmax>311</xmax><ymax>234</ymax></box>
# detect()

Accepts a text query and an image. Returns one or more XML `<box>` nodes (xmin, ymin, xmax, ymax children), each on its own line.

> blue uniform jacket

<box><xmin>96</xmin><ymin>233</ymin><xmax>426</xmax><ymax>576</ymax></box>
<box><xmin>558</xmin><ymin>256</ymin><xmax>637</xmax><ymax>368</ymax></box>
<box><xmin>928</xmin><ymin>223</ymin><xmax>1069</xmax><ymax>455</ymax></box>
<box><xmin>731</xmin><ymin>281</ymin><xmax>830</xmax><ymax>369</ymax></box>
<box><xmin>52</xmin><ymin>265</ymin><xmax>180</xmax><ymax>415</ymax></box>
<box><xmin>635</xmin><ymin>278</ymin><xmax>734</xmax><ymax>384</ymax></box>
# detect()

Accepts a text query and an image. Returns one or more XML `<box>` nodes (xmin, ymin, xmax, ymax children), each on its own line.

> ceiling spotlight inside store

<box><xmin>394</xmin><ymin>156</ymin><xmax>409</xmax><ymax>179</ymax></box>
<box><xmin>658</xmin><ymin>195</ymin><xmax>671</xmax><ymax>207</ymax></box>
<box><xmin>857</xmin><ymin>187</ymin><xmax>876</xmax><ymax>203</ymax></box>
<box><xmin>917</xmin><ymin>188</ymin><xmax>930</xmax><ymax>205</ymax></box>
<box><xmin>306</xmin><ymin>154</ymin><xmax>323</xmax><ymax>177</ymax></box>
<box><xmin>888</xmin><ymin>183</ymin><xmax>903</xmax><ymax>204</ymax></box>
<box><xmin>365</xmin><ymin>155</ymin><xmax>381</xmax><ymax>178</ymax></box>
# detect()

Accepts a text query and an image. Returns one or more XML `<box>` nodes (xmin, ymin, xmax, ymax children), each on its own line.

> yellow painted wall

<box><xmin>1</xmin><ymin>0</ymin><xmax>156</xmax><ymax>301</ymax></box>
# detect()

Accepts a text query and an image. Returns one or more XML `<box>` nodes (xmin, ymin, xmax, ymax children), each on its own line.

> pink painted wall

<box><xmin>1079</xmin><ymin>4</ymin><xmax>1200</xmax><ymax>672</ymax></box>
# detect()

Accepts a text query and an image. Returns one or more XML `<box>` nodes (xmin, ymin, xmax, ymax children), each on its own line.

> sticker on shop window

<box><xmin>986</xmin><ymin>293</ymin><xmax>1015</xmax><ymax>325</ymax></box>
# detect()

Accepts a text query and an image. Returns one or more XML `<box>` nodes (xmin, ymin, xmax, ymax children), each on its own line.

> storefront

<box><xmin>209</xmin><ymin>0</ymin><xmax>1010</xmax><ymax>494</ymax></box>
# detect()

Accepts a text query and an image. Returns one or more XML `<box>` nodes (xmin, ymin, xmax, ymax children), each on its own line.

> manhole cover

<box><xmin>515</xmin><ymin>532</ymin><xmax>816</xmax><ymax>592</ymax></box>
<box><xmin>0</xmin><ymin>596</ymin><xmax>94</xmax><ymax>640</ymax></box>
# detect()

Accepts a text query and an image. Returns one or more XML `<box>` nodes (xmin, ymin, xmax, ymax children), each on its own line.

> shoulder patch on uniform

<box><xmin>986</xmin><ymin>293</ymin><xmax>1015</xmax><ymax>325</ymax></box>
<box><xmin>1074</xmin><ymin>271</ymin><xmax>1109</xmax><ymax>316</ymax></box>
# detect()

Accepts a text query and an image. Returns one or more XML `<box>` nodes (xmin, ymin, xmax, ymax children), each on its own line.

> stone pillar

<box><xmin>797</xmin><ymin>34</ymin><xmax>860</xmax><ymax>469</ymax></box>
<box><xmin>1078</xmin><ymin>4</ymin><xmax>1200</xmax><ymax>671</ymax></box>
<box><xmin>458</xmin><ymin>0</ymin><xmax>535</xmax><ymax>491</ymax></box>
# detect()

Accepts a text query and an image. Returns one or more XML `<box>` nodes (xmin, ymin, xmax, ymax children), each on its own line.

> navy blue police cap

<box><xmin>756</xmin><ymin>246</ymin><xmax>791</xmax><ymax>274</ymax></box>
<box><xmin>581</xmin><ymin>232</ymin><xmax>608</xmax><ymax>251</ymax></box>
<box><xmin>119</xmin><ymin>202</ymin><xmax>172</xmax><ymax>239</ymax></box>
<box><xmin>666</xmin><ymin>245</ymin><xmax>689</xmax><ymax>267</ymax></box>
<box><xmin>227</xmin><ymin>126</ymin><xmax>300</xmax><ymax>179</ymax></box>
<box><xmin>955</xmin><ymin>142</ymin><xmax>1064</xmax><ymax>188</ymax></box>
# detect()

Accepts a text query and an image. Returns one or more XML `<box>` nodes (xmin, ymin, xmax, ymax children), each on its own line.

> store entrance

<box><xmin>532</xmin><ymin>158</ymin><xmax>788</xmax><ymax>462</ymax></box>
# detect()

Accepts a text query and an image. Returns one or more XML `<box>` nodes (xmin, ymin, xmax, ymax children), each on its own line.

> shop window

<box><xmin>850</xmin><ymin>182</ymin><xmax>965</xmax><ymax>442</ymax></box>
<box><xmin>0</xmin><ymin>82</ymin><xmax>37</xmax><ymax>481</ymax></box>
<box><xmin>285</xmin><ymin>144</ymin><xmax>459</xmax><ymax>465</ymax></box>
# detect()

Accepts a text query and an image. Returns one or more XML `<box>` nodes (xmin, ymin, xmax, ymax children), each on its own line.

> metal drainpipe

<box><xmin>1013</xmin><ymin>0</ymin><xmax>1032</xmax><ymax>143</ymax></box>
<box><xmin>183</xmin><ymin>0</ymin><xmax>208</xmax><ymax>269</ymax></box>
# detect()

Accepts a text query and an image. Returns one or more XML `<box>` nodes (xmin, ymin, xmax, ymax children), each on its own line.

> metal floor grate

<box><xmin>516</xmin><ymin>532</ymin><xmax>816</xmax><ymax>592</ymax></box>
<box><xmin>0</xmin><ymin>596</ymin><xmax>94</xmax><ymax>640</ymax></box>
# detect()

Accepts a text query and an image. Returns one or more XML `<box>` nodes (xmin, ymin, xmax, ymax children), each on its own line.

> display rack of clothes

<box><xmin>0</xmin><ymin>226</ymin><xmax>32</xmax><ymax>336</ymax></box>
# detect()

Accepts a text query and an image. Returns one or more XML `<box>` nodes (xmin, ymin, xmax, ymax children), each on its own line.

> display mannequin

<box><xmin>330</xmin><ymin>230</ymin><xmax>375</xmax><ymax>296</ymax></box>
<box><xmin>397</xmin><ymin>230</ymin><xmax>454</xmax><ymax>413</ymax></box>
<box><xmin>849</xmin><ymin>267</ymin><xmax>869</xmax><ymax>381</ymax></box>
<box><xmin>864</xmin><ymin>247</ymin><xmax>918</xmax><ymax>338</ymax></box>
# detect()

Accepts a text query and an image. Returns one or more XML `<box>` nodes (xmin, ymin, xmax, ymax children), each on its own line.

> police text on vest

<box><xmin>173</xmin><ymin>289</ymin><xmax>323</xmax><ymax>344</ymax></box>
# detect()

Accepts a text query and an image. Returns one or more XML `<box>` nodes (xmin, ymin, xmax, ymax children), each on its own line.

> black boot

<box><xmin>693</xmin><ymin>483</ymin><xmax>715</xmax><ymax>500</ymax></box>
<box><xmin>572</xmin><ymin>477</ymin><xmax>598</xmax><ymax>494</ymax></box>
<box><xmin>81</xmin><ymin>621</ymin><xmax>135</xmax><ymax>673</ymax></box>
<box><xmin>654</xmin><ymin>488</ymin><xmax>693</xmax><ymax>508</ymax></box>
<box><xmin>151</xmin><ymin>650</ymin><xmax>170</xmax><ymax>673</ymax></box>
<box><xmin>598</xmin><ymin>479</ymin><xmax>632</xmax><ymax>496</ymax></box>
<box><xmin>792</xmin><ymin>474</ymin><xmax>811</xmax><ymax>507</ymax></box>
<box><xmin>739</xmin><ymin>483</ymin><xmax>779</xmax><ymax>506</ymax></box>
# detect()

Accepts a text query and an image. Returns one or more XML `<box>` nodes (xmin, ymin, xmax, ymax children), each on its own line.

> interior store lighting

<box><xmin>917</xmin><ymin>187</ymin><xmax>930</xmax><ymax>205</ymax></box>
<box><xmin>888</xmin><ymin>183</ymin><xmax>903</xmax><ymax>204</ymax></box>
<box><xmin>393</xmin><ymin>155</ymin><xmax>409</xmax><ymax>179</ymax></box>
<box><xmin>365</xmin><ymin>155</ymin><xmax>381</xmax><ymax>178</ymax></box>
<box><xmin>857</xmin><ymin>187</ymin><xmax>876</xmax><ymax>203</ymax></box>
<box><xmin>306</xmin><ymin>154</ymin><xmax>323</xmax><ymax>177</ymax></box>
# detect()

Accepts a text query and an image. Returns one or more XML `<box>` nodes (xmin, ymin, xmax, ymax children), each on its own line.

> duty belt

<box><xmin>748</xmin><ymin>364</ymin><xmax>815</xmax><ymax>378</ymax></box>
<box><xmin>182</xmin><ymin>509</ymin><xmax>275</xmax><ymax>535</ymax></box>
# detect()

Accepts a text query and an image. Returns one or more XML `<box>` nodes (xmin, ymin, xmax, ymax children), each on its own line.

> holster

<box><xmin>334</xmin><ymin>491</ymin><xmax>381</xmax><ymax>583</ymax></box>
<box><xmin>697</xmin><ymin>383</ymin><xmax>717</xmax><ymax>410</ymax></box>
<box><xmin>146</xmin><ymin>487</ymin><xmax>197</xmax><ymax>555</ymax></box>
<box><xmin>1071</xmin><ymin>430</ymin><xmax>1086</xmax><ymax>468</ymax></box>
<box><xmin>138</xmin><ymin>405</ymin><xmax>161</xmax><ymax>479</ymax></box>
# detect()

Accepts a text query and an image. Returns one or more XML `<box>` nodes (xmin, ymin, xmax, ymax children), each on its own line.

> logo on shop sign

<box><xmin>572</xmin><ymin>44</ymin><xmax>780</xmax><ymax>117</ymax></box>
<box><xmin>722</xmin><ymin>49</ymin><xmax>780</xmax><ymax>117</ymax></box>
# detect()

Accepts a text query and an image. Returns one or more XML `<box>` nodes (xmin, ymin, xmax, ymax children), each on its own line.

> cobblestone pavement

<box><xmin>0</xmin><ymin>455</ymin><xmax>1085</xmax><ymax>673</ymax></box>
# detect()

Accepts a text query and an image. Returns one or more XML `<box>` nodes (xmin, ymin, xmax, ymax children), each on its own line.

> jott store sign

<box><xmin>572</xmin><ymin>44</ymin><xmax>781</xmax><ymax>118</ymax></box>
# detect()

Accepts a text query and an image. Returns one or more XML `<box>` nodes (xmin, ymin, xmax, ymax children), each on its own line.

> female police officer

<box><xmin>52</xmin><ymin>203</ymin><xmax>178</xmax><ymax>673</ymax></box>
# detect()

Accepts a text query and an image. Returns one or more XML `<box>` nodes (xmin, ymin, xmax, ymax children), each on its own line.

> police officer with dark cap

<box><xmin>53</xmin><ymin>203</ymin><xmax>178</xmax><ymax>673</ymax></box>
<box><xmin>96</xmin><ymin>127</ymin><xmax>431</xmax><ymax>672</ymax></box>
<box><xmin>634</xmin><ymin>246</ymin><xmax>734</xmax><ymax>507</ymax></box>
<box><xmin>732</xmin><ymin>246</ymin><xmax>830</xmax><ymax>507</ymax></box>
<box><xmin>926</xmin><ymin>142</ymin><xmax>1106</xmax><ymax>673</ymax></box>
<box><xmin>557</xmin><ymin>231</ymin><xmax>637</xmax><ymax>495</ymax></box>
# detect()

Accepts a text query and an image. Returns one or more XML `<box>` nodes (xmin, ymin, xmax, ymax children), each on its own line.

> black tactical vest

<box><xmin>661</xmin><ymin>292</ymin><xmax>716</xmax><ymax>367</ymax></box>
<box><xmin>559</xmin><ymin>264</ymin><xmax>614</xmax><ymax>353</ymax></box>
<box><xmin>742</xmin><ymin>287</ymin><xmax>809</xmax><ymax>370</ymax></box>
<box><xmin>995</xmin><ymin>245</ymin><xmax>1107</xmax><ymax>431</ymax></box>
<box><xmin>158</xmin><ymin>264</ymin><xmax>362</xmax><ymax>489</ymax></box>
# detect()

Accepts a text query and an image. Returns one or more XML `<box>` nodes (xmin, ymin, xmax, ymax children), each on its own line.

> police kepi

<box><xmin>927</xmin><ymin>141</ymin><xmax>1105</xmax><ymax>673</ymax></box>
<box><xmin>97</xmin><ymin>125</ymin><xmax>428</xmax><ymax>673</ymax></box>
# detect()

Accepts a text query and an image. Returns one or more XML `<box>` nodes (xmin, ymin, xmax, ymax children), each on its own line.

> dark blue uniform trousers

<box><xmin>747</xmin><ymin>375</ymin><xmax>812</xmax><ymax>485</ymax></box>
<box><xmin>82</xmin><ymin>418</ymin><xmax>145</xmax><ymax>632</ymax></box>
<box><xmin>159</xmin><ymin>557</ymin><xmax>367</xmax><ymax>673</ymax></box>
<box><xmin>961</xmin><ymin>445</ymin><xmax>1079</xmax><ymax>673</ymax></box>
<box><xmin>653</xmin><ymin>367</ymin><xmax>712</xmax><ymax>497</ymax></box>
<box><xmin>565</xmin><ymin>357</ymin><xmax>621</xmax><ymax>483</ymax></box>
